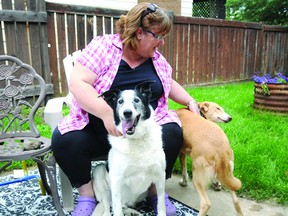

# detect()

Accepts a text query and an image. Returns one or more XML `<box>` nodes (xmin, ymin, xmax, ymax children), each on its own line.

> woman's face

<box><xmin>137</xmin><ymin>26</ymin><xmax>166</xmax><ymax>58</ymax></box>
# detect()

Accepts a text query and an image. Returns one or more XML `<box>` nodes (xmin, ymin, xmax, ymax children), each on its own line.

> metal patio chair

<box><xmin>0</xmin><ymin>55</ymin><xmax>66</xmax><ymax>216</ymax></box>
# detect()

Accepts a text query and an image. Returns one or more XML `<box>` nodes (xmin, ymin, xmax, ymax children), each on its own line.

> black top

<box><xmin>110</xmin><ymin>58</ymin><xmax>163</xmax><ymax>110</ymax></box>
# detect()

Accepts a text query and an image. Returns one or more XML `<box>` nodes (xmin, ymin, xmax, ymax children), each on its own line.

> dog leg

<box><xmin>179</xmin><ymin>151</ymin><xmax>189</xmax><ymax>186</ymax></box>
<box><xmin>230</xmin><ymin>191</ymin><xmax>244</xmax><ymax>216</ymax></box>
<box><xmin>110</xmin><ymin>174</ymin><xmax>124</xmax><ymax>216</ymax></box>
<box><xmin>192</xmin><ymin>158</ymin><xmax>214</xmax><ymax>216</ymax></box>
<box><xmin>193</xmin><ymin>181</ymin><xmax>211</xmax><ymax>216</ymax></box>
<box><xmin>154</xmin><ymin>174</ymin><xmax>166</xmax><ymax>216</ymax></box>
<box><xmin>92</xmin><ymin>163</ymin><xmax>111</xmax><ymax>216</ymax></box>
<box><xmin>123</xmin><ymin>207</ymin><xmax>143</xmax><ymax>216</ymax></box>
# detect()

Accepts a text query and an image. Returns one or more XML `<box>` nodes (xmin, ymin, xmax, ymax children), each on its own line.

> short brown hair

<box><xmin>116</xmin><ymin>2</ymin><xmax>172</xmax><ymax>50</ymax></box>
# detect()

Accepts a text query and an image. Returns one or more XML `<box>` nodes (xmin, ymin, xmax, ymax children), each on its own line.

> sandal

<box><xmin>147</xmin><ymin>193</ymin><xmax>176</xmax><ymax>216</ymax></box>
<box><xmin>72</xmin><ymin>196</ymin><xmax>97</xmax><ymax>216</ymax></box>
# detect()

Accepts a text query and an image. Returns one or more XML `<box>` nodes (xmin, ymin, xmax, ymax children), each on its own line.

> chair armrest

<box><xmin>44</xmin><ymin>97</ymin><xmax>65</xmax><ymax>130</ymax></box>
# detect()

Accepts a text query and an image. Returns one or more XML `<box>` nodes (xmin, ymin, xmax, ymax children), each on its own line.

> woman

<box><xmin>52</xmin><ymin>2</ymin><xmax>199</xmax><ymax>216</ymax></box>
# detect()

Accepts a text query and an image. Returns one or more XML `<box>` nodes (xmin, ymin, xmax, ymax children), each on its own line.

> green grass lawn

<box><xmin>169</xmin><ymin>81</ymin><xmax>288</xmax><ymax>205</ymax></box>
<box><xmin>1</xmin><ymin>81</ymin><xmax>287</xmax><ymax>205</ymax></box>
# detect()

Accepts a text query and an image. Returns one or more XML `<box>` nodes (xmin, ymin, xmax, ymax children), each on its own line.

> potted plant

<box><xmin>253</xmin><ymin>72</ymin><xmax>288</xmax><ymax>112</ymax></box>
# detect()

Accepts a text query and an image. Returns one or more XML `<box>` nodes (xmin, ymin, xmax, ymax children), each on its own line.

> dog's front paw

<box><xmin>157</xmin><ymin>210</ymin><xmax>166</xmax><ymax>216</ymax></box>
<box><xmin>179</xmin><ymin>172</ymin><xmax>189</xmax><ymax>187</ymax></box>
<box><xmin>124</xmin><ymin>207</ymin><xmax>143</xmax><ymax>216</ymax></box>
<box><xmin>91</xmin><ymin>203</ymin><xmax>111</xmax><ymax>216</ymax></box>
<box><xmin>179</xmin><ymin>178</ymin><xmax>188</xmax><ymax>186</ymax></box>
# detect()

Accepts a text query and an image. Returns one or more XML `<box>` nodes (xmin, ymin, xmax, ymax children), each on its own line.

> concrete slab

<box><xmin>166</xmin><ymin>174</ymin><xmax>288</xmax><ymax>216</ymax></box>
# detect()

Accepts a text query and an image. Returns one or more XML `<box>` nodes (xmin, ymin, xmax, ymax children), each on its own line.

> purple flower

<box><xmin>278</xmin><ymin>72</ymin><xmax>288</xmax><ymax>82</ymax></box>
<box><xmin>253</xmin><ymin>72</ymin><xmax>288</xmax><ymax>84</ymax></box>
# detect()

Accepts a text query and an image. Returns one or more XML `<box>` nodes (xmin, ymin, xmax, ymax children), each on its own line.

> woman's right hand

<box><xmin>102</xmin><ymin>113</ymin><xmax>122</xmax><ymax>137</ymax></box>
<box><xmin>70</xmin><ymin>62</ymin><xmax>123</xmax><ymax>137</ymax></box>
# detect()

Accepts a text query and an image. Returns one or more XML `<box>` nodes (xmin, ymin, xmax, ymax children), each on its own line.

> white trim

<box><xmin>181</xmin><ymin>0</ymin><xmax>193</xmax><ymax>17</ymax></box>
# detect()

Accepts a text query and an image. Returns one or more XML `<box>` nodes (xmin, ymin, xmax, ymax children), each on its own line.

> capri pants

<box><xmin>51</xmin><ymin>114</ymin><xmax>183</xmax><ymax>188</ymax></box>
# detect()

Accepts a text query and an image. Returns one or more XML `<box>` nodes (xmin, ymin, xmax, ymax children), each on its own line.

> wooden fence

<box><xmin>0</xmin><ymin>0</ymin><xmax>53</xmax><ymax>97</ymax></box>
<box><xmin>169</xmin><ymin>17</ymin><xmax>288</xmax><ymax>86</ymax></box>
<box><xmin>1</xmin><ymin>0</ymin><xmax>288</xmax><ymax>98</ymax></box>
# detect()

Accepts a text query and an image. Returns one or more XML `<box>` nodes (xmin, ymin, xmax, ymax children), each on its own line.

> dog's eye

<box><xmin>134</xmin><ymin>98</ymin><xmax>140</xmax><ymax>103</ymax></box>
<box><xmin>118</xmin><ymin>99</ymin><xmax>124</xmax><ymax>104</ymax></box>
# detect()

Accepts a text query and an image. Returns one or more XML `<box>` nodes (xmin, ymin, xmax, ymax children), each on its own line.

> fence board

<box><xmin>29</xmin><ymin>23</ymin><xmax>42</xmax><ymax>75</ymax></box>
<box><xmin>193</xmin><ymin>25</ymin><xmax>200</xmax><ymax>84</ymax></box>
<box><xmin>175</xmin><ymin>24</ymin><xmax>181</xmax><ymax>82</ymax></box>
<box><xmin>206</xmin><ymin>26</ymin><xmax>213</xmax><ymax>82</ymax></box>
<box><xmin>14</xmin><ymin>0</ymin><xmax>25</xmax><ymax>10</ymax></box>
<box><xmin>104</xmin><ymin>17</ymin><xmax>112</xmax><ymax>34</ymax></box>
<box><xmin>27</xmin><ymin>0</ymin><xmax>36</xmax><ymax>11</ymax></box>
<box><xmin>231</xmin><ymin>28</ymin><xmax>238</xmax><ymax>79</ymax></box>
<box><xmin>86</xmin><ymin>15</ymin><xmax>94</xmax><ymax>44</ymax></box>
<box><xmin>209</xmin><ymin>25</ymin><xmax>215</xmax><ymax>81</ymax></box>
<box><xmin>57</xmin><ymin>13</ymin><xmax>67</xmax><ymax>96</ymax></box>
<box><xmin>4</xmin><ymin>23</ymin><xmax>17</xmax><ymax>56</ymax></box>
<box><xmin>77</xmin><ymin>15</ymin><xmax>85</xmax><ymax>49</ymax></box>
<box><xmin>1</xmin><ymin>0</ymin><xmax>12</xmax><ymax>9</ymax></box>
<box><xmin>187</xmin><ymin>24</ymin><xmax>193</xmax><ymax>83</ymax></box>
<box><xmin>0</xmin><ymin>25</ymin><xmax>4</xmax><ymax>54</ymax></box>
<box><xmin>217</xmin><ymin>27</ymin><xmax>224</xmax><ymax>81</ymax></box>
<box><xmin>96</xmin><ymin>16</ymin><xmax>104</xmax><ymax>36</ymax></box>
<box><xmin>178</xmin><ymin>24</ymin><xmax>189</xmax><ymax>85</ymax></box>
<box><xmin>67</xmin><ymin>14</ymin><xmax>77</xmax><ymax>54</ymax></box>
<box><xmin>16</xmin><ymin>22</ymin><xmax>30</xmax><ymax>64</ymax></box>
<box><xmin>47</xmin><ymin>12</ymin><xmax>59</xmax><ymax>97</ymax></box>
<box><xmin>39</xmin><ymin>22</ymin><xmax>51</xmax><ymax>86</ymax></box>
<box><xmin>201</xmin><ymin>26</ymin><xmax>208</xmax><ymax>83</ymax></box>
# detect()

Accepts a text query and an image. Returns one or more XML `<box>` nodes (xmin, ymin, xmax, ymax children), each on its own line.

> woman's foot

<box><xmin>147</xmin><ymin>193</ymin><xmax>176</xmax><ymax>216</ymax></box>
<box><xmin>72</xmin><ymin>196</ymin><xmax>96</xmax><ymax>216</ymax></box>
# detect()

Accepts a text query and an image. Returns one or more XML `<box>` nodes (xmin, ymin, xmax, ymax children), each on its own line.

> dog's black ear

<box><xmin>135</xmin><ymin>80</ymin><xmax>156</xmax><ymax>99</ymax></box>
<box><xmin>99</xmin><ymin>89</ymin><xmax>120</xmax><ymax>107</ymax></box>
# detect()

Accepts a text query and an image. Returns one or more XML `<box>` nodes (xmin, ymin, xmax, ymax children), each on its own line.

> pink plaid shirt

<box><xmin>58</xmin><ymin>34</ymin><xmax>181</xmax><ymax>134</ymax></box>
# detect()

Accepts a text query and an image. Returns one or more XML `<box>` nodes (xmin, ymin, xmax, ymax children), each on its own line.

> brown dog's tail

<box><xmin>217</xmin><ymin>160</ymin><xmax>242</xmax><ymax>191</ymax></box>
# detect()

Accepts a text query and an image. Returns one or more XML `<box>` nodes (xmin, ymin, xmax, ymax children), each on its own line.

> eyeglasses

<box><xmin>140</xmin><ymin>4</ymin><xmax>157</xmax><ymax>27</ymax></box>
<box><xmin>143</xmin><ymin>29</ymin><xmax>166</xmax><ymax>40</ymax></box>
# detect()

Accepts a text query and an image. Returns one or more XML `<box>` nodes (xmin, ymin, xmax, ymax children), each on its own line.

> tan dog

<box><xmin>175</xmin><ymin>102</ymin><xmax>243</xmax><ymax>216</ymax></box>
<box><xmin>198</xmin><ymin>101</ymin><xmax>232</xmax><ymax>191</ymax></box>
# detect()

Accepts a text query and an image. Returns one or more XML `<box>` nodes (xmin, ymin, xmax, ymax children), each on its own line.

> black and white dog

<box><xmin>92</xmin><ymin>81</ymin><xmax>166</xmax><ymax>216</ymax></box>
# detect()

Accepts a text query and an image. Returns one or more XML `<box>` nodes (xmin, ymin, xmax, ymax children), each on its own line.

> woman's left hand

<box><xmin>188</xmin><ymin>102</ymin><xmax>200</xmax><ymax>115</ymax></box>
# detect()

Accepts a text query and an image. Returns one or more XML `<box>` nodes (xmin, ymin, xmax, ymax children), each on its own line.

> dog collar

<box><xmin>198</xmin><ymin>106</ymin><xmax>206</xmax><ymax>119</ymax></box>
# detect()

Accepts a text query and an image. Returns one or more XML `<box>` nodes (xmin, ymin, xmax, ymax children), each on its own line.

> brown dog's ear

<box><xmin>200</xmin><ymin>102</ymin><xmax>210</xmax><ymax>112</ymax></box>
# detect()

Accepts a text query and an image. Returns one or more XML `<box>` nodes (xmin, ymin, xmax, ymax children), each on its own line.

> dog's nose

<box><xmin>225</xmin><ymin>116</ymin><xmax>232</xmax><ymax>123</ymax></box>
<box><xmin>123</xmin><ymin>109</ymin><xmax>133</xmax><ymax>118</ymax></box>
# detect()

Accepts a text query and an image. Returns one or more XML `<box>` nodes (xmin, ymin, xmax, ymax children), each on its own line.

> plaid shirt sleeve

<box><xmin>58</xmin><ymin>34</ymin><xmax>123</xmax><ymax>134</ymax></box>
